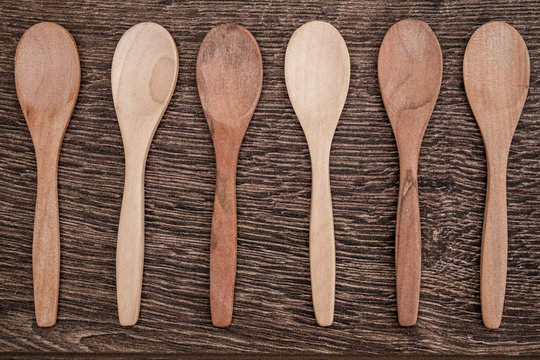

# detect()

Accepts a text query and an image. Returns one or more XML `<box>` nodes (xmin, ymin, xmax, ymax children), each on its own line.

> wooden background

<box><xmin>0</xmin><ymin>0</ymin><xmax>539</xmax><ymax>357</ymax></box>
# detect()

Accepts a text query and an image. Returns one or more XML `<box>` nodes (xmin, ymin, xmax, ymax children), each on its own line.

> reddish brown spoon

<box><xmin>196</xmin><ymin>24</ymin><xmax>263</xmax><ymax>327</ymax></box>
<box><xmin>464</xmin><ymin>21</ymin><xmax>530</xmax><ymax>329</ymax></box>
<box><xmin>14</xmin><ymin>22</ymin><xmax>80</xmax><ymax>327</ymax></box>
<box><xmin>378</xmin><ymin>19</ymin><xmax>442</xmax><ymax>326</ymax></box>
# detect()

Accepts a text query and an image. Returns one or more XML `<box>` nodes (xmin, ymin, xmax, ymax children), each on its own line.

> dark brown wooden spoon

<box><xmin>14</xmin><ymin>22</ymin><xmax>80</xmax><ymax>327</ymax></box>
<box><xmin>196</xmin><ymin>24</ymin><xmax>262</xmax><ymax>327</ymax></box>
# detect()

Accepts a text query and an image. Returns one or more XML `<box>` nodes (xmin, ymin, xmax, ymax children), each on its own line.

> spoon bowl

<box><xmin>463</xmin><ymin>21</ymin><xmax>529</xmax><ymax>329</ymax></box>
<box><xmin>285</xmin><ymin>20</ymin><xmax>350</xmax><ymax>327</ymax></box>
<box><xmin>15</xmin><ymin>22</ymin><xmax>80</xmax><ymax>327</ymax></box>
<box><xmin>197</xmin><ymin>23</ymin><xmax>262</xmax><ymax>327</ymax></box>
<box><xmin>378</xmin><ymin>19</ymin><xmax>442</xmax><ymax>326</ymax></box>
<box><xmin>112</xmin><ymin>22</ymin><xmax>178</xmax><ymax>326</ymax></box>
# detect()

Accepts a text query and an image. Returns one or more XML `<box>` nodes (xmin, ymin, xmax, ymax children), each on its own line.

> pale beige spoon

<box><xmin>112</xmin><ymin>22</ymin><xmax>178</xmax><ymax>326</ymax></box>
<box><xmin>285</xmin><ymin>21</ymin><xmax>350</xmax><ymax>327</ymax></box>
<box><xmin>464</xmin><ymin>21</ymin><xmax>529</xmax><ymax>329</ymax></box>
<box><xmin>15</xmin><ymin>22</ymin><xmax>80</xmax><ymax>327</ymax></box>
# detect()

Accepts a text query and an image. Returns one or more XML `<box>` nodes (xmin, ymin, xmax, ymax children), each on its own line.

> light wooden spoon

<box><xmin>112</xmin><ymin>22</ymin><xmax>178</xmax><ymax>326</ymax></box>
<box><xmin>285</xmin><ymin>21</ymin><xmax>350</xmax><ymax>327</ymax></box>
<box><xmin>197</xmin><ymin>24</ymin><xmax>262</xmax><ymax>328</ymax></box>
<box><xmin>463</xmin><ymin>21</ymin><xmax>529</xmax><ymax>329</ymax></box>
<box><xmin>15</xmin><ymin>22</ymin><xmax>80</xmax><ymax>327</ymax></box>
<box><xmin>378</xmin><ymin>19</ymin><xmax>442</xmax><ymax>327</ymax></box>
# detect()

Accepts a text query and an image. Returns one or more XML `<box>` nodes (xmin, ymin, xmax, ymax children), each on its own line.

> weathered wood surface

<box><xmin>0</xmin><ymin>0</ymin><xmax>538</xmax><ymax>356</ymax></box>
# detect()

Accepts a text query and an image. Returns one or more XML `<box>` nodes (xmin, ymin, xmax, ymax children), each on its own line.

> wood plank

<box><xmin>0</xmin><ymin>0</ymin><xmax>538</xmax><ymax>356</ymax></box>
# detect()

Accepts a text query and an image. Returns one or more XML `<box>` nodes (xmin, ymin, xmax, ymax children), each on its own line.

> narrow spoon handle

<box><xmin>481</xmin><ymin>162</ymin><xmax>508</xmax><ymax>329</ymax></box>
<box><xmin>33</xmin><ymin>150</ymin><xmax>61</xmax><ymax>327</ymax></box>
<box><xmin>210</xmin><ymin>160</ymin><xmax>237</xmax><ymax>327</ymax></box>
<box><xmin>395</xmin><ymin>164</ymin><xmax>421</xmax><ymax>327</ymax></box>
<box><xmin>116</xmin><ymin>155</ymin><xmax>145</xmax><ymax>326</ymax></box>
<box><xmin>309</xmin><ymin>149</ymin><xmax>335</xmax><ymax>327</ymax></box>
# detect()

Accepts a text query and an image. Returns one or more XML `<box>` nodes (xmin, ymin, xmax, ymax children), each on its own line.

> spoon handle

<box><xmin>309</xmin><ymin>149</ymin><xmax>335</xmax><ymax>327</ymax></box>
<box><xmin>116</xmin><ymin>154</ymin><xmax>146</xmax><ymax>326</ymax></box>
<box><xmin>395</xmin><ymin>166</ymin><xmax>421</xmax><ymax>327</ymax></box>
<box><xmin>481</xmin><ymin>162</ymin><xmax>508</xmax><ymax>329</ymax></box>
<box><xmin>210</xmin><ymin>159</ymin><xmax>237</xmax><ymax>327</ymax></box>
<box><xmin>33</xmin><ymin>150</ymin><xmax>61</xmax><ymax>327</ymax></box>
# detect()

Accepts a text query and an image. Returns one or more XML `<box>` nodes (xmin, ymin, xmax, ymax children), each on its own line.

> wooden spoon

<box><xmin>378</xmin><ymin>19</ymin><xmax>442</xmax><ymax>326</ymax></box>
<box><xmin>463</xmin><ymin>21</ymin><xmax>529</xmax><ymax>329</ymax></box>
<box><xmin>112</xmin><ymin>22</ymin><xmax>178</xmax><ymax>326</ymax></box>
<box><xmin>15</xmin><ymin>22</ymin><xmax>80</xmax><ymax>327</ymax></box>
<box><xmin>285</xmin><ymin>21</ymin><xmax>350</xmax><ymax>327</ymax></box>
<box><xmin>196</xmin><ymin>24</ymin><xmax>262</xmax><ymax>328</ymax></box>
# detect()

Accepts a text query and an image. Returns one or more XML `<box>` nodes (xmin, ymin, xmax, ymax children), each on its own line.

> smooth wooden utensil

<box><xmin>378</xmin><ymin>19</ymin><xmax>442</xmax><ymax>327</ymax></box>
<box><xmin>463</xmin><ymin>21</ymin><xmax>529</xmax><ymax>330</ymax></box>
<box><xmin>285</xmin><ymin>21</ymin><xmax>350</xmax><ymax>327</ymax></box>
<box><xmin>112</xmin><ymin>22</ymin><xmax>178</xmax><ymax>326</ymax></box>
<box><xmin>197</xmin><ymin>24</ymin><xmax>262</xmax><ymax>328</ymax></box>
<box><xmin>15</xmin><ymin>22</ymin><xmax>80</xmax><ymax>327</ymax></box>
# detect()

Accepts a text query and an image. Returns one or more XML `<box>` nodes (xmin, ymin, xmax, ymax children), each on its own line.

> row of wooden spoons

<box><xmin>14</xmin><ymin>19</ymin><xmax>529</xmax><ymax>330</ymax></box>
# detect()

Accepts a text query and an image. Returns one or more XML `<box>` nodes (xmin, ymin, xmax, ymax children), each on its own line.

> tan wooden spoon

<box><xmin>196</xmin><ymin>24</ymin><xmax>262</xmax><ymax>328</ymax></box>
<box><xmin>378</xmin><ymin>19</ymin><xmax>442</xmax><ymax>327</ymax></box>
<box><xmin>463</xmin><ymin>21</ymin><xmax>529</xmax><ymax>329</ymax></box>
<box><xmin>15</xmin><ymin>22</ymin><xmax>80</xmax><ymax>327</ymax></box>
<box><xmin>112</xmin><ymin>22</ymin><xmax>178</xmax><ymax>326</ymax></box>
<box><xmin>285</xmin><ymin>21</ymin><xmax>350</xmax><ymax>327</ymax></box>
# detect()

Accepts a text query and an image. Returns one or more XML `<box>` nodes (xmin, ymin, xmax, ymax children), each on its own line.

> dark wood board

<box><xmin>0</xmin><ymin>0</ymin><xmax>539</xmax><ymax>357</ymax></box>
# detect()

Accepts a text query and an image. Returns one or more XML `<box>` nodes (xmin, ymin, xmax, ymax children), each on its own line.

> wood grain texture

<box><xmin>112</xmin><ymin>21</ymin><xmax>179</xmax><ymax>327</ymax></box>
<box><xmin>285</xmin><ymin>20</ymin><xmax>350</xmax><ymax>327</ymax></box>
<box><xmin>463</xmin><ymin>21</ymin><xmax>530</xmax><ymax>330</ymax></box>
<box><xmin>378</xmin><ymin>19</ymin><xmax>443</xmax><ymax>327</ymax></box>
<box><xmin>196</xmin><ymin>23</ymin><xmax>262</xmax><ymax>328</ymax></box>
<box><xmin>14</xmin><ymin>22</ymin><xmax>80</xmax><ymax>327</ymax></box>
<box><xmin>0</xmin><ymin>0</ymin><xmax>539</xmax><ymax>356</ymax></box>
